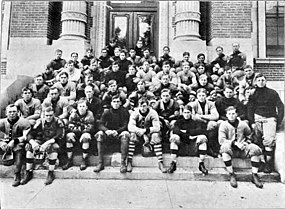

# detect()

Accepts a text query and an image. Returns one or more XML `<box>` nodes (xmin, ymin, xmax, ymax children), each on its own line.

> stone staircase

<box><xmin>0</xmin><ymin>154</ymin><xmax>280</xmax><ymax>182</ymax></box>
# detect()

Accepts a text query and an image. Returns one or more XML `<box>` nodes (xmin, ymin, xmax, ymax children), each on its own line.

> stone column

<box><xmin>158</xmin><ymin>1</ymin><xmax>170</xmax><ymax>56</ymax></box>
<box><xmin>91</xmin><ymin>1</ymin><xmax>107</xmax><ymax>57</ymax></box>
<box><xmin>60</xmin><ymin>1</ymin><xmax>87</xmax><ymax>39</ymax></box>
<box><xmin>174</xmin><ymin>1</ymin><xmax>200</xmax><ymax>40</ymax></box>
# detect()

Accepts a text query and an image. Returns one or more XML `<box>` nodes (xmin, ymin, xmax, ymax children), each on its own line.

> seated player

<box><xmin>14</xmin><ymin>87</ymin><xmax>41</xmax><ymax>126</ymax></box>
<box><xmin>53</xmin><ymin>71</ymin><xmax>76</xmax><ymax>103</ymax></box>
<box><xmin>94</xmin><ymin>95</ymin><xmax>130</xmax><ymax>173</ymax></box>
<box><xmin>174</xmin><ymin>51</ymin><xmax>194</xmax><ymax>72</ymax></box>
<box><xmin>155</xmin><ymin>61</ymin><xmax>178</xmax><ymax>86</ymax></box>
<box><xmin>134</xmin><ymin>60</ymin><xmax>157</xmax><ymax>90</ymax></box>
<box><xmin>125</xmin><ymin>65</ymin><xmax>137</xmax><ymax>93</ymax></box>
<box><xmin>57</xmin><ymin>60</ymin><xmax>81</xmax><ymax>84</ymax></box>
<box><xmin>168</xmin><ymin>105</ymin><xmax>209</xmax><ymax>175</ymax></box>
<box><xmin>157</xmin><ymin>46</ymin><xmax>175</xmax><ymax>70</ymax></box>
<box><xmin>0</xmin><ymin>104</ymin><xmax>31</xmax><ymax>187</ymax></box>
<box><xmin>29</xmin><ymin>74</ymin><xmax>50</xmax><ymax>103</ymax></box>
<box><xmin>188</xmin><ymin>88</ymin><xmax>220</xmax><ymax>157</ymax></box>
<box><xmin>105</xmin><ymin>61</ymin><xmax>126</xmax><ymax>91</ymax></box>
<box><xmin>63</xmin><ymin>100</ymin><xmax>95</xmax><ymax>171</ymax></box>
<box><xmin>42</xmin><ymin>62</ymin><xmax>57</xmax><ymax>87</ymax></box>
<box><xmin>219</xmin><ymin>106</ymin><xmax>263</xmax><ymax>188</ymax></box>
<box><xmin>21</xmin><ymin>107</ymin><xmax>64</xmax><ymax>185</ymax></box>
<box><xmin>138</xmin><ymin>48</ymin><xmax>159</xmax><ymax>72</ymax></box>
<box><xmin>127</xmin><ymin>97</ymin><xmax>167</xmax><ymax>173</ymax></box>
<box><xmin>81</xmin><ymin>48</ymin><xmax>95</xmax><ymax>70</ymax></box>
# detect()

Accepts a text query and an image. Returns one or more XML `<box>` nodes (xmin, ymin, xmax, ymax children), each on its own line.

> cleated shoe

<box><xmin>229</xmin><ymin>173</ymin><xmax>238</xmax><ymax>188</ymax></box>
<box><xmin>44</xmin><ymin>171</ymin><xmax>55</xmax><ymax>185</ymax></box>
<box><xmin>252</xmin><ymin>173</ymin><xmax>263</xmax><ymax>188</ymax></box>
<box><xmin>93</xmin><ymin>163</ymin><xmax>104</xmax><ymax>173</ymax></box>
<box><xmin>20</xmin><ymin>170</ymin><xmax>33</xmax><ymax>185</ymax></box>
<box><xmin>167</xmin><ymin>161</ymin><xmax>177</xmax><ymax>173</ymax></box>
<box><xmin>158</xmin><ymin>162</ymin><xmax>167</xmax><ymax>173</ymax></box>
<box><xmin>198</xmin><ymin>162</ymin><xmax>208</xmax><ymax>175</ymax></box>
<box><xmin>12</xmin><ymin>173</ymin><xmax>21</xmax><ymax>187</ymax></box>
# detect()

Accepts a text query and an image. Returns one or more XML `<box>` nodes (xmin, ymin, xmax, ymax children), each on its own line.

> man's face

<box><xmin>244</xmin><ymin>67</ymin><xmax>254</xmax><ymax>78</ymax></box>
<box><xmin>143</xmin><ymin>62</ymin><xmax>150</xmax><ymax>71</ymax></box>
<box><xmin>226</xmin><ymin>109</ymin><xmax>237</xmax><ymax>122</ymax></box>
<box><xmin>50</xmin><ymin>89</ymin><xmax>59</xmax><ymax>101</ymax></box>
<box><xmin>137</xmin><ymin>82</ymin><xmax>145</xmax><ymax>91</ymax></box>
<box><xmin>183</xmin><ymin>108</ymin><xmax>191</xmax><ymax>120</ymax></box>
<box><xmin>216</xmin><ymin>47</ymin><xmax>223</xmax><ymax>56</ymax></box>
<box><xmin>224</xmin><ymin>88</ymin><xmax>234</xmax><ymax>98</ymax></box>
<box><xmin>137</xmin><ymin>41</ymin><xmax>143</xmax><ymax>48</ymax></box>
<box><xmin>55</xmin><ymin>51</ymin><xmax>62</xmax><ymax>59</ymax></box>
<box><xmin>197</xmin><ymin>92</ymin><xmax>207</xmax><ymax>103</ymax></box>
<box><xmin>161</xmin><ymin>92</ymin><xmax>171</xmax><ymax>103</ymax></box>
<box><xmin>139</xmin><ymin>102</ymin><xmax>148</xmax><ymax>113</ymax></box>
<box><xmin>6</xmin><ymin>106</ymin><xmax>18</xmax><ymax>120</ymax></box>
<box><xmin>256</xmin><ymin>76</ymin><xmax>266</xmax><ymax>88</ymax></box>
<box><xmin>35</xmin><ymin>77</ymin><xmax>44</xmax><ymax>86</ymax></box>
<box><xmin>232</xmin><ymin>43</ymin><xmax>240</xmax><ymax>52</ymax></box>
<box><xmin>197</xmin><ymin>66</ymin><xmax>205</xmax><ymax>74</ymax></box>
<box><xmin>46</xmin><ymin>67</ymin><xmax>53</xmax><ymax>74</ymax></box>
<box><xmin>77</xmin><ymin>102</ymin><xmax>88</xmax><ymax>115</ymax></box>
<box><xmin>161</xmin><ymin>76</ymin><xmax>170</xmax><ymax>85</ymax></box>
<box><xmin>163</xmin><ymin>47</ymin><xmax>170</xmax><ymax>55</ymax></box>
<box><xmin>224</xmin><ymin>69</ymin><xmax>232</xmax><ymax>78</ymax></box>
<box><xmin>85</xmin><ymin>77</ymin><xmax>94</xmax><ymax>85</ymax></box>
<box><xmin>111</xmin><ymin>98</ymin><xmax>121</xmax><ymax>109</ymax></box>
<box><xmin>198</xmin><ymin>55</ymin><xmax>205</xmax><ymax>63</ymax></box>
<box><xmin>199</xmin><ymin>77</ymin><xmax>208</xmax><ymax>86</ymax></box>
<box><xmin>120</xmin><ymin>53</ymin><xmax>126</xmax><ymax>60</ymax></box>
<box><xmin>44</xmin><ymin>111</ymin><xmax>54</xmax><ymax>123</ymax></box>
<box><xmin>89</xmin><ymin>61</ymin><xmax>97</xmax><ymax>70</ymax></box>
<box><xmin>101</xmin><ymin>50</ymin><xmax>108</xmax><ymax>57</ymax></box>
<box><xmin>130</xmin><ymin>50</ymin><xmax>136</xmax><ymax>57</ymax></box>
<box><xmin>60</xmin><ymin>74</ymin><xmax>68</xmax><ymax>84</ymax></box>
<box><xmin>183</xmin><ymin>54</ymin><xmax>190</xmax><ymax>61</ymax></box>
<box><xmin>86</xmin><ymin>50</ymin><xmax>92</xmax><ymax>57</ymax></box>
<box><xmin>84</xmin><ymin>86</ymin><xmax>94</xmax><ymax>99</ymax></box>
<box><xmin>67</xmin><ymin>63</ymin><xmax>75</xmax><ymax>70</ymax></box>
<box><xmin>143</xmin><ymin>50</ymin><xmax>150</xmax><ymax>57</ymax></box>
<box><xmin>22</xmin><ymin>90</ymin><xmax>32</xmax><ymax>102</ymax></box>
<box><xmin>109</xmin><ymin>83</ymin><xmax>117</xmax><ymax>92</ymax></box>
<box><xmin>112</xmin><ymin>64</ymin><xmax>119</xmax><ymax>72</ymax></box>
<box><xmin>114</xmin><ymin>48</ymin><xmax>120</xmax><ymax>56</ymax></box>
<box><xmin>182</xmin><ymin>63</ymin><xmax>190</xmax><ymax>72</ymax></box>
<box><xmin>110</xmin><ymin>42</ymin><xmax>116</xmax><ymax>47</ymax></box>
<box><xmin>128</xmin><ymin>67</ymin><xmax>136</xmax><ymax>75</ymax></box>
<box><xmin>71</xmin><ymin>53</ymin><xmax>78</xmax><ymax>61</ymax></box>
<box><xmin>162</xmin><ymin>64</ymin><xmax>170</xmax><ymax>73</ymax></box>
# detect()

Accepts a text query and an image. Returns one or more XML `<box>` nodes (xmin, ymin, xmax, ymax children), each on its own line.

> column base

<box><xmin>170</xmin><ymin>39</ymin><xmax>206</xmax><ymax>63</ymax></box>
<box><xmin>53</xmin><ymin>39</ymin><xmax>90</xmax><ymax>61</ymax></box>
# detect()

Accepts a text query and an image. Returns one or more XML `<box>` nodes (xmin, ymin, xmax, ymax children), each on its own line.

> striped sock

<box><xmin>154</xmin><ymin>144</ymin><xmax>163</xmax><ymax>162</ymax></box>
<box><xmin>128</xmin><ymin>141</ymin><xmax>136</xmax><ymax>161</ymax></box>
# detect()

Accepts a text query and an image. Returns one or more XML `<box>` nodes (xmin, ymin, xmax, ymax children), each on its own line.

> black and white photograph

<box><xmin>0</xmin><ymin>1</ymin><xmax>284</xmax><ymax>209</ymax></box>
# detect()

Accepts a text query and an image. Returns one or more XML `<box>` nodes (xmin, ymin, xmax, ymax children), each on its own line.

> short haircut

<box><xmin>77</xmin><ymin>98</ymin><xmax>87</xmax><ymax>105</ymax></box>
<box><xmin>223</xmin><ymin>85</ymin><xmax>234</xmax><ymax>91</ymax></box>
<box><xmin>143</xmin><ymin>48</ymin><xmax>150</xmax><ymax>52</ymax></box>
<box><xmin>183</xmin><ymin>52</ymin><xmax>190</xmax><ymax>57</ymax></box>
<box><xmin>225</xmin><ymin>106</ymin><xmax>237</xmax><ymax>113</ymax></box>
<box><xmin>55</xmin><ymin>49</ymin><xmax>62</xmax><ymax>53</ymax></box>
<box><xmin>162</xmin><ymin>61</ymin><xmax>170</xmax><ymax>66</ymax></box>
<box><xmin>71</xmin><ymin>52</ymin><xmax>78</xmax><ymax>57</ymax></box>
<box><xmin>46</xmin><ymin>62</ymin><xmax>53</xmax><ymax>69</ymax></box>
<box><xmin>199</xmin><ymin>74</ymin><xmax>208</xmax><ymax>80</ymax></box>
<box><xmin>44</xmin><ymin>106</ymin><xmax>54</xmax><ymax>113</ymax></box>
<box><xmin>163</xmin><ymin>46</ymin><xmax>170</xmax><ymax>51</ymax></box>
<box><xmin>67</xmin><ymin>60</ymin><xmax>74</xmax><ymax>65</ymax></box>
<box><xmin>6</xmin><ymin>104</ymin><xmax>18</xmax><ymax>112</ymax></box>
<box><xmin>85</xmin><ymin>84</ymin><xmax>95</xmax><ymax>90</ymax></box>
<box><xmin>110</xmin><ymin>38</ymin><xmax>116</xmax><ymax>43</ymax></box>
<box><xmin>112</xmin><ymin>61</ymin><xmax>119</xmax><ymax>66</ymax></box>
<box><xmin>59</xmin><ymin>71</ymin><xmax>69</xmax><ymax>78</ymax></box>
<box><xmin>196</xmin><ymin>63</ymin><xmax>205</xmax><ymax>69</ymax></box>
<box><xmin>161</xmin><ymin>88</ymin><xmax>170</xmax><ymax>95</ymax></box>
<box><xmin>138</xmin><ymin>97</ymin><xmax>149</xmax><ymax>106</ymax></box>
<box><xmin>111</xmin><ymin>94</ymin><xmax>121</xmax><ymax>101</ymax></box>
<box><xmin>137</xmin><ymin>80</ymin><xmax>146</xmax><ymax>85</ymax></box>
<box><xmin>86</xmin><ymin>48</ymin><xmax>93</xmax><ymax>52</ymax></box>
<box><xmin>108</xmin><ymin>80</ymin><xmax>117</xmax><ymax>87</ymax></box>
<box><xmin>255</xmin><ymin>73</ymin><xmax>266</xmax><ymax>80</ymax></box>
<box><xmin>184</xmin><ymin>105</ymin><xmax>192</xmax><ymax>112</ymax></box>
<box><xmin>197</xmin><ymin>53</ymin><xmax>205</xmax><ymax>59</ymax></box>
<box><xmin>244</xmin><ymin>65</ymin><xmax>253</xmax><ymax>70</ymax></box>
<box><xmin>49</xmin><ymin>86</ymin><xmax>59</xmax><ymax>93</ymax></box>
<box><xmin>34</xmin><ymin>74</ymin><xmax>43</xmax><ymax>79</ymax></box>
<box><xmin>216</xmin><ymin>46</ymin><xmax>223</xmax><ymax>51</ymax></box>
<box><xmin>196</xmin><ymin>88</ymin><xmax>207</xmax><ymax>95</ymax></box>
<box><xmin>21</xmin><ymin>87</ymin><xmax>33</xmax><ymax>95</ymax></box>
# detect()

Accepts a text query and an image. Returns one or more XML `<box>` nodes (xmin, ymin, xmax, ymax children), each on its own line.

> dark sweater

<box><xmin>247</xmin><ymin>86</ymin><xmax>284</xmax><ymax>125</ymax></box>
<box><xmin>173</xmin><ymin>116</ymin><xmax>205</xmax><ymax>139</ymax></box>
<box><xmin>215</xmin><ymin>97</ymin><xmax>246</xmax><ymax>120</ymax></box>
<box><xmin>98</xmin><ymin>107</ymin><xmax>130</xmax><ymax>134</ymax></box>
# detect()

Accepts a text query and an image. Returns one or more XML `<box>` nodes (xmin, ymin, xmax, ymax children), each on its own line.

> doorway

<box><xmin>108</xmin><ymin>2</ymin><xmax>158</xmax><ymax>56</ymax></box>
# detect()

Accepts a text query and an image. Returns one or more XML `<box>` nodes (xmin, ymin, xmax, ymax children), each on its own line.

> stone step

<box><xmin>0</xmin><ymin>165</ymin><xmax>280</xmax><ymax>182</ymax></box>
<box><xmin>72</xmin><ymin>153</ymin><xmax>252</xmax><ymax>169</ymax></box>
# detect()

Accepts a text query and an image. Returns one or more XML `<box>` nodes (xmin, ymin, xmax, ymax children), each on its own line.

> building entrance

<box><xmin>108</xmin><ymin>1</ymin><xmax>158</xmax><ymax>55</ymax></box>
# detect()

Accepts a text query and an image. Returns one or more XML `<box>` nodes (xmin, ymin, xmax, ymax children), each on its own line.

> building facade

<box><xmin>1</xmin><ymin>1</ymin><xmax>284</xmax><ymax>80</ymax></box>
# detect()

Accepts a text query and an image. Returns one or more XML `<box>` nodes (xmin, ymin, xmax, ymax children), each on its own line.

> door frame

<box><xmin>107</xmin><ymin>1</ymin><xmax>158</xmax><ymax>56</ymax></box>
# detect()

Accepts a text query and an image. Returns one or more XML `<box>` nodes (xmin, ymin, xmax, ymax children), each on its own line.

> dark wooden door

<box><xmin>109</xmin><ymin>11</ymin><xmax>157</xmax><ymax>55</ymax></box>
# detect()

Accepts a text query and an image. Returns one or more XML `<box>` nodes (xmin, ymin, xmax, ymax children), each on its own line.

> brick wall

<box><xmin>208</xmin><ymin>1</ymin><xmax>251</xmax><ymax>41</ymax></box>
<box><xmin>254</xmin><ymin>63</ymin><xmax>285</xmax><ymax>81</ymax></box>
<box><xmin>10</xmin><ymin>1</ymin><xmax>49</xmax><ymax>37</ymax></box>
